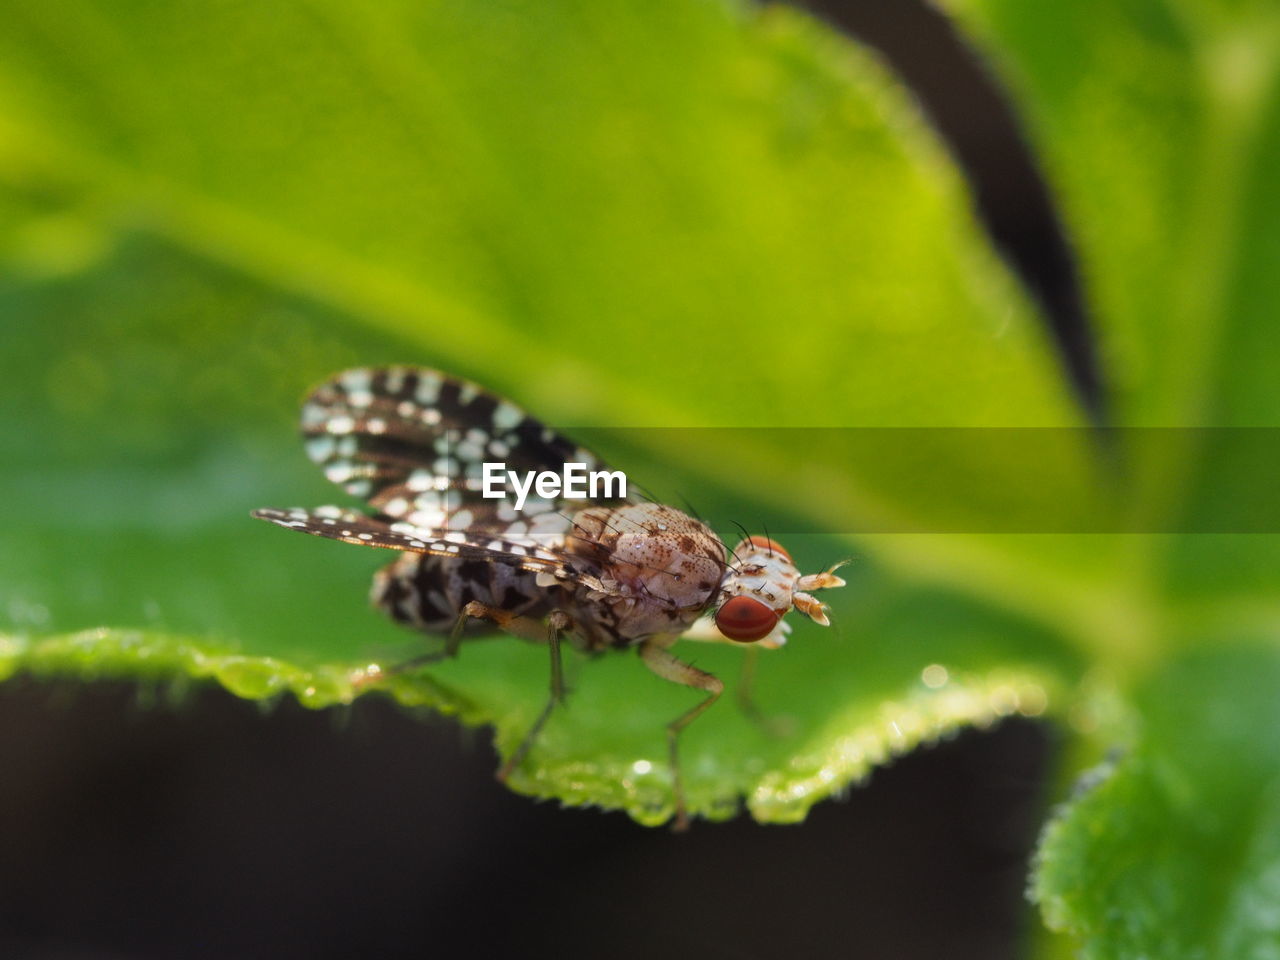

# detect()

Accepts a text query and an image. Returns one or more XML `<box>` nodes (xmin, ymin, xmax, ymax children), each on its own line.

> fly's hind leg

<box><xmin>639</xmin><ymin>638</ymin><xmax>724</xmax><ymax>832</ymax></box>
<box><xmin>448</xmin><ymin>602</ymin><xmax>572</xmax><ymax>783</ymax></box>
<box><xmin>351</xmin><ymin>601</ymin><xmax>475</xmax><ymax>689</ymax></box>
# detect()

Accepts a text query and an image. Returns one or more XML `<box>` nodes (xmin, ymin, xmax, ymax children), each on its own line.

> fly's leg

<box><xmin>673</xmin><ymin>617</ymin><xmax>790</xmax><ymax>737</ymax></box>
<box><xmin>736</xmin><ymin>644</ymin><xmax>765</xmax><ymax>725</ymax></box>
<box><xmin>735</xmin><ymin>646</ymin><xmax>795</xmax><ymax>738</ymax></box>
<box><xmin>639</xmin><ymin>638</ymin><xmax>724</xmax><ymax>832</ymax></box>
<box><xmin>444</xmin><ymin>603</ymin><xmax>572</xmax><ymax>783</ymax></box>
<box><xmin>351</xmin><ymin>602</ymin><xmax>475</xmax><ymax>688</ymax></box>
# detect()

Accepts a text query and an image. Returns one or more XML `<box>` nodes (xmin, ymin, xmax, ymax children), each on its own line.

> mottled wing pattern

<box><xmin>252</xmin><ymin>366</ymin><xmax>635</xmax><ymax>582</ymax></box>
<box><xmin>300</xmin><ymin>366</ymin><xmax>629</xmax><ymax>532</ymax></box>
<box><xmin>251</xmin><ymin>506</ymin><xmax>577</xmax><ymax>578</ymax></box>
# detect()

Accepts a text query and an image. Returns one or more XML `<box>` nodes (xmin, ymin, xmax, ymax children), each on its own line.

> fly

<box><xmin>253</xmin><ymin>367</ymin><xmax>845</xmax><ymax>829</ymax></box>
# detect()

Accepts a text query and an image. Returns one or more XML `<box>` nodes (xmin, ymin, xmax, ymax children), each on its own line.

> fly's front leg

<box><xmin>734</xmin><ymin>646</ymin><xmax>795</xmax><ymax>739</ymax></box>
<box><xmin>676</xmin><ymin>618</ymin><xmax>789</xmax><ymax>738</ymax></box>
<box><xmin>735</xmin><ymin>644</ymin><xmax>765</xmax><ymax>725</ymax></box>
<box><xmin>639</xmin><ymin>638</ymin><xmax>724</xmax><ymax>832</ymax></box>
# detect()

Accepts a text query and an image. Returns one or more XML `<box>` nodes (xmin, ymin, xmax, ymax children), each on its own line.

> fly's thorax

<box><xmin>566</xmin><ymin>503</ymin><xmax>726</xmax><ymax>611</ymax></box>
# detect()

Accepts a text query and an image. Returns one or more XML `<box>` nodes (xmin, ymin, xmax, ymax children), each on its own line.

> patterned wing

<box><xmin>299</xmin><ymin>366</ymin><xmax>630</xmax><ymax>531</ymax></box>
<box><xmin>250</xmin><ymin>506</ymin><xmax>577</xmax><ymax>578</ymax></box>
<box><xmin>252</xmin><ymin>367</ymin><xmax>636</xmax><ymax>583</ymax></box>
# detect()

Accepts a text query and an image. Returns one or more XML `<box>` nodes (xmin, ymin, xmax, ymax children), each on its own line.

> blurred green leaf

<box><xmin>0</xmin><ymin>0</ymin><xmax>1097</xmax><ymax>827</ymax></box>
<box><xmin>1034</xmin><ymin>645</ymin><xmax>1280</xmax><ymax>959</ymax></box>
<box><xmin>948</xmin><ymin>0</ymin><xmax>1280</xmax><ymax>424</ymax></box>
<box><xmin>0</xmin><ymin>1</ymin><xmax>1072</xmax><ymax>427</ymax></box>
<box><xmin>0</xmin><ymin>7</ymin><xmax>1274</xmax><ymax>925</ymax></box>
<box><xmin>945</xmin><ymin>0</ymin><xmax>1280</xmax><ymax>952</ymax></box>
<box><xmin>0</xmin><ymin>213</ymin><xmax>1080</xmax><ymax>824</ymax></box>
<box><xmin>0</xmin><ymin>0</ymin><xmax>1107</xmax><ymax>611</ymax></box>
<box><xmin>947</xmin><ymin>0</ymin><xmax>1280</xmax><ymax>563</ymax></box>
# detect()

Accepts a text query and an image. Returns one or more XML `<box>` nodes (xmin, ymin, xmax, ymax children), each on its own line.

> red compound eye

<box><xmin>715</xmin><ymin>595</ymin><xmax>780</xmax><ymax>642</ymax></box>
<box><xmin>744</xmin><ymin>535</ymin><xmax>790</xmax><ymax>561</ymax></box>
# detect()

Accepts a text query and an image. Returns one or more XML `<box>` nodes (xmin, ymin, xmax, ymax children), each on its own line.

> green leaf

<box><xmin>0</xmin><ymin>224</ymin><xmax>1080</xmax><ymax>824</ymax></box>
<box><xmin>0</xmin><ymin>0</ymin><xmax>1095</xmax><ymax>826</ymax></box>
<box><xmin>945</xmin><ymin>0</ymin><xmax>1280</xmax><ymax>567</ymax></box>
<box><xmin>1034</xmin><ymin>644</ymin><xmax>1280</xmax><ymax>959</ymax></box>
<box><xmin>942</xmin><ymin>0</ymin><xmax>1280</xmax><ymax>952</ymax></box>
<box><xmin>0</xmin><ymin>1</ymin><xmax>1110</xmax><ymax>607</ymax></box>
<box><xmin>947</xmin><ymin>0</ymin><xmax>1280</xmax><ymax>422</ymax></box>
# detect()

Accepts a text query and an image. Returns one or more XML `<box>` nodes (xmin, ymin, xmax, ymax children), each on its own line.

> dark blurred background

<box><xmin>0</xmin><ymin>682</ymin><xmax>1052</xmax><ymax>959</ymax></box>
<box><xmin>0</xmin><ymin>2</ymin><xmax>1076</xmax><ymax>957</ymax></box>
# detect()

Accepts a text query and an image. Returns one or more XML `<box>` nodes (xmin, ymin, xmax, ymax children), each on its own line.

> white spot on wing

<box><xmin>415</xmin><ymin>372</ymin><xmax>442</xmax><ymax>405</ymax></box>
<box><xmin>493</xmin><ymin>402</ymin><xmax>522</xmax><ymax>431</ymax></box>
<box><xmin>324</xmin><ymin>463</ymin><xmax>354</xmax><ymax>483</ymax></box>
<box><xmin>341</xmin><ymin>369</ymin><xmax>373</xmax><ymax>406</ymax></box>
<box><xmin>305</xmin><ymin>435</ymin><xmax>336</xmax><ymax>462</ymax></box>
<box><xmin>407</xmin><ymin>508</ymin><xmax>447</xmax><ymax>528</ymax></box>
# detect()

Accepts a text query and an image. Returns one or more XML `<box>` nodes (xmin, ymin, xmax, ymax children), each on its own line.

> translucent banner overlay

<box><xmin>560</xmin><ymin>427</ymin><xmax>1280</xmax><ymax>534</ymax></box>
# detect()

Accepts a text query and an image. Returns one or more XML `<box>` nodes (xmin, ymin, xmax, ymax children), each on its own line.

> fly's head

<box><xmin>712</xmin><ymin>535</ymin><xmax>846</xmax><ymax>648</ymax></box>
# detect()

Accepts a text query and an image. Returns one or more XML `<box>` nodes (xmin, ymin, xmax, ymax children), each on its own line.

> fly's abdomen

<box><xmin>371</xmin><ymin>552</ymin><xmax>550</xmax><ymax>632</ymax></box>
